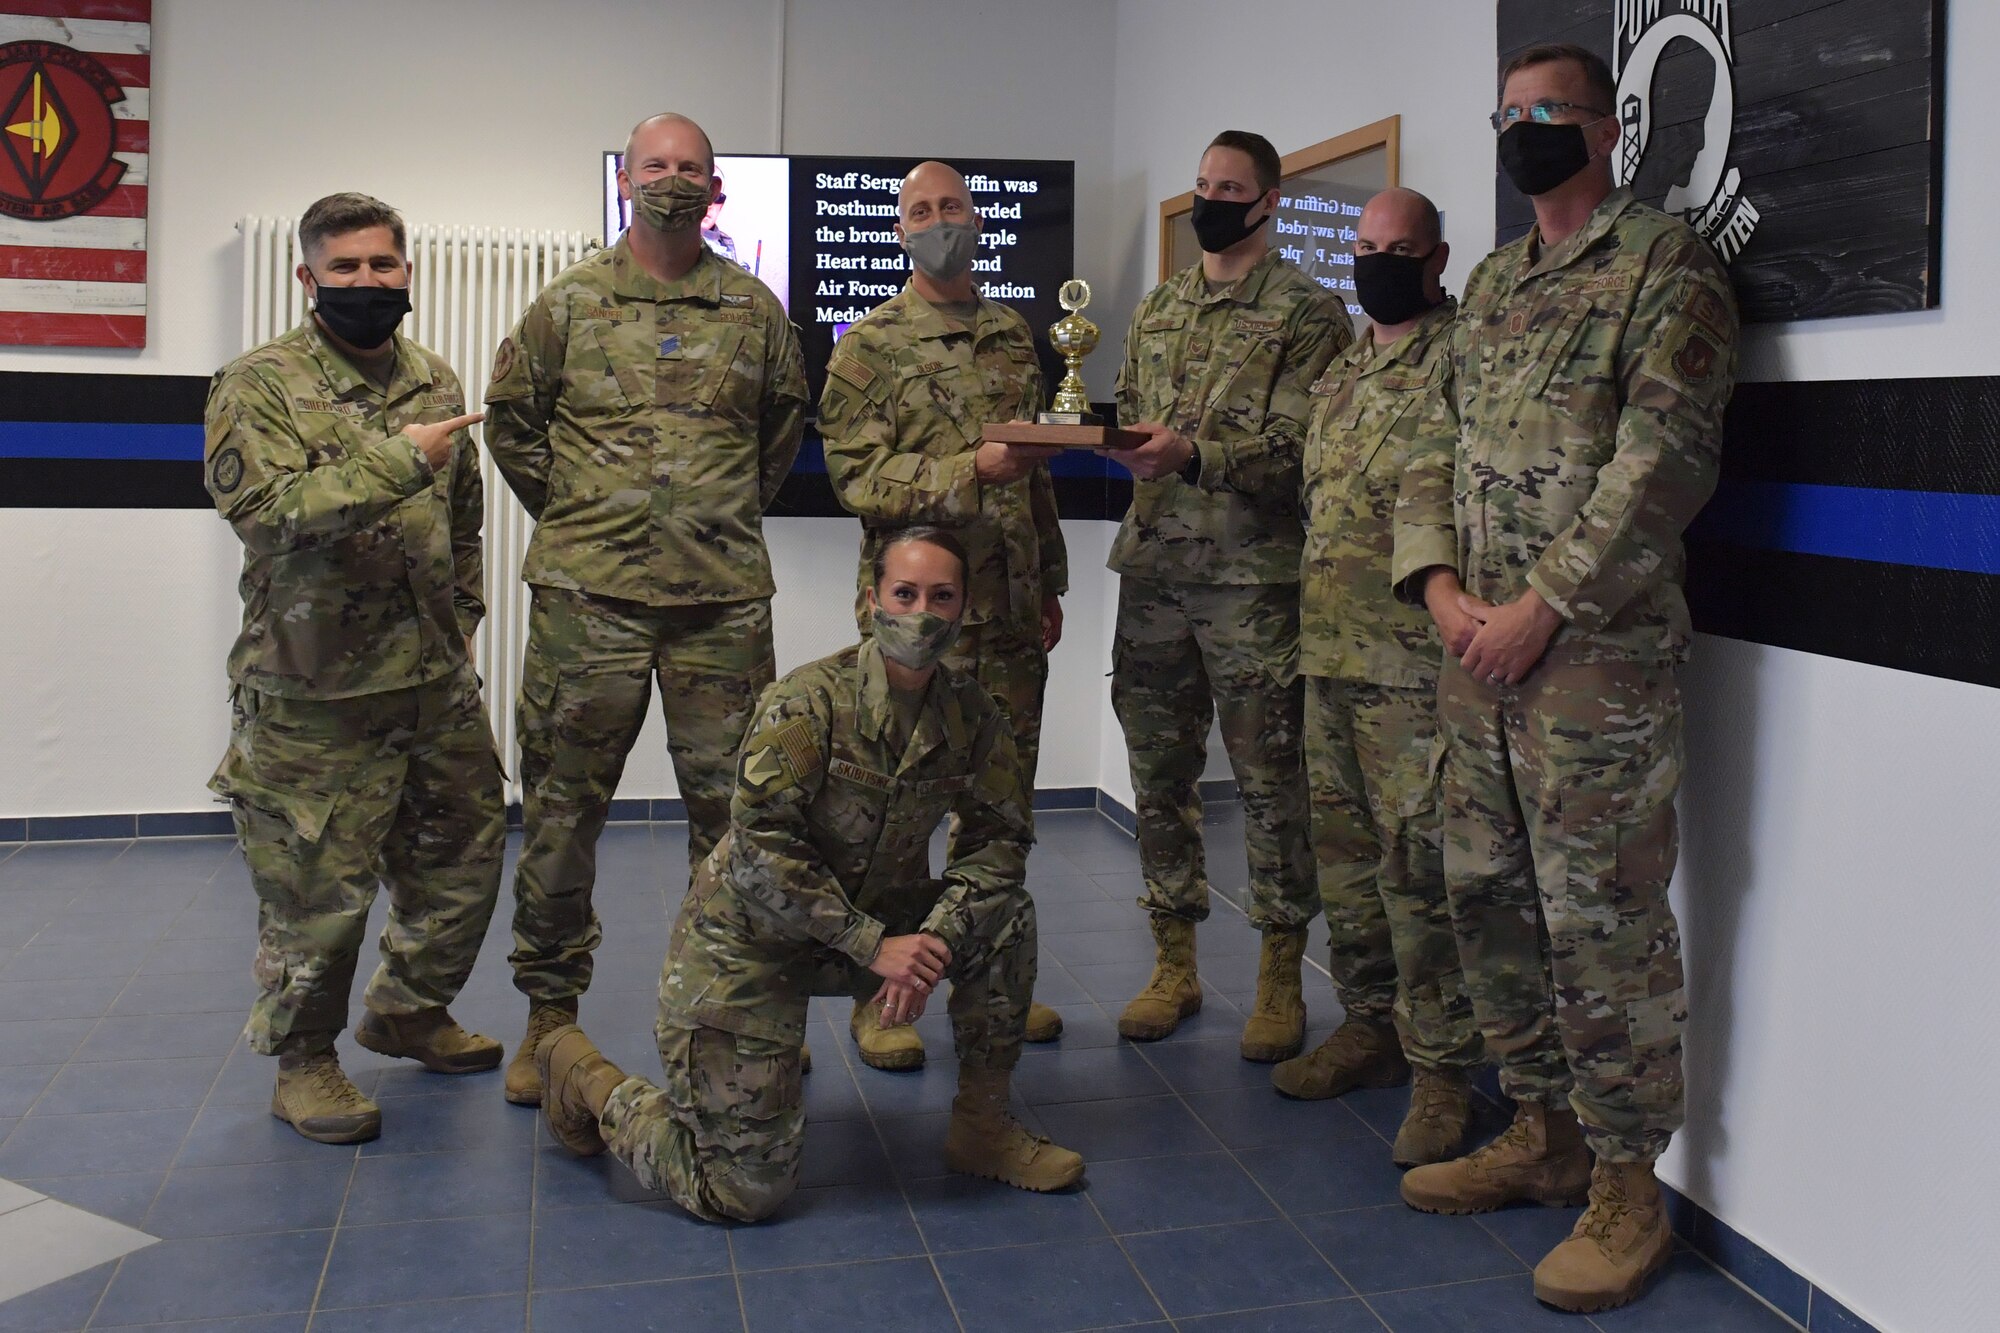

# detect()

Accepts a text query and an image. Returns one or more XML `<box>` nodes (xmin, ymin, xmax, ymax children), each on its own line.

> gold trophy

<box><xmin>1041</xmin><ymin>279</ymin><xmax>1100</xmax><ymax>425</ymax></box>
<box><xmin>981</xmin><ymin>276</ymin><xmax>1144</xmax><ymax>450</ymax></box>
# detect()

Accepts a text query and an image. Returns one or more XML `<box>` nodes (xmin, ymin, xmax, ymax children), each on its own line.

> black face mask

<box><xmin>1498</xmin><ymin>121</ymin><xmax>1594</xmax><ymax>197</ymax></box>
<box><xmin>312</xmin><ymin>282</ymin><xmax>411</xmax><ymax>350</ymax></box>
<box><xmin>1190</xmin><ymin>194</ymin><xmax>1267</xmax><ymax>253</ymax></box>
<box><xmin>1352</xmin><ymin>250</ymin><xmax>1442</xmax><ymax>326</ymax></box>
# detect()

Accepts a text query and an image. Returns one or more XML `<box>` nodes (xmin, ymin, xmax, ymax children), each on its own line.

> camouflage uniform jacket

<box><xmin>661</xmin><ymin>639</ymin><xmax>1032</xmax><ymax>1045</ymax></box>
<box><xmin>1110</xmin><ymin>248</ymin><xmax>1352</xmax><ymax>584</ymax></box>
<box><xmin>485</xmin><ymin>238</ymin><xmax>808</xmax><ymax>606</ymax></box>
<box><xmin>204</xmin><ymin>318</ymin><xmax>483</xmax><ymax>700</ymax></box>
<box><xmin>820</xmin><ymin>284</ymin><xmax>1067</xmax><ymax>634</ymax></box>
<box><xmin>1392</xmin><ymin>188</ymin><xmax>1738</xmax><ymax>663</ymax></box>
<box><xmin>1299</xmin><ymin>299</ymin><xmax>1456</xmax><ymax>689</ymax></box>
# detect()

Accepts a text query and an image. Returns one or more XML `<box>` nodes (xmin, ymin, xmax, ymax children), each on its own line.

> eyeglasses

<box><xmin>1489</xmin><ymin>100</ymin><xmax>1611</xmax><ymax>132</ymax></box>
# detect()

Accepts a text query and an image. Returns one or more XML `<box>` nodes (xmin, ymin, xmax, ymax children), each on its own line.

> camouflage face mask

<box><xmin>633</xmin><ymin>174</ymin><xmax>711</xmax><ymax>234</ymax></box>
<box><xmin>870</xmin><ymin>607</ymin><xmax>962</xmax><ymax>671</ymax></box>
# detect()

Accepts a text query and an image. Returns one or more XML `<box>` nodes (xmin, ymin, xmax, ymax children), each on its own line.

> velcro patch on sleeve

<box><xmin>737</xmin><ymin>717</ymin><xmax>822</xmax><ymax>804</ymax></box>
<box><xmin>828</xmin><ymin>355</ymin><xmax>876</xmax><ymax>393</ymax></box>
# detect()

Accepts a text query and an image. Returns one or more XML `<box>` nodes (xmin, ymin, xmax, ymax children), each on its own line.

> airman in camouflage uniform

<box><xmin>1280</xmin><ymin>186</ymin><xmax>1483</xmax><ymax>1169</ymax></box>
<box><xmin>485</xmin><ymin>114</ymin><xmax>808</xmax><ymax>1103</ymax></box>
<box><xmin>533</xmin><ymin>532</ymin><xmax>1083</xmax><ymax>1218</ymax></box>
<box><xmin>1104</xmin><ymin>131</ymin><xmax>1351</xmax><ymax>1062</ymax></box>
<box><xmin>820</xmin><ymin>160</ymin><xmax>1069</xmax><ymax>1066</ymax></box>
<box><xmin>205</xmin><ymin>193</ymin><xmax>505</xmax><ymax>1146</ymax></box>
<box><xmin>1392</xmin><ymin>46</ymin><xmax>1738</xmax><ymax>1315</ymax></box>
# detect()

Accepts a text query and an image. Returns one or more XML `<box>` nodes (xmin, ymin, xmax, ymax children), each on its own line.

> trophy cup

<box><xmin>981</xmin><ymin>277</ymin><xmax>1145</xmax><ymax>449</ymax></box>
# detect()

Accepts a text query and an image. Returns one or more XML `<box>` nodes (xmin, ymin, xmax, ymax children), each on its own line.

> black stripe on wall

<box><xmin>1688</xmin><ymin>540</ymin><xmax>2000</xmax><ymax>688</ymax></box>
<box><xmin>0</xmin><ymin>371</ymin><xmax>211</xmax><ymax>423</ymax></box>
<box><xmin>1724</xmin><ymin>376</ymin><xmax>2000</xmax><ymax>494</ymax></box>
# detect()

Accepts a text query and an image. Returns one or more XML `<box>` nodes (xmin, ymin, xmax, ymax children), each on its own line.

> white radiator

<box><xmin>237</xmin><ymin>217</ymin><xmax>593</xmax><ymax>798</ymax></box>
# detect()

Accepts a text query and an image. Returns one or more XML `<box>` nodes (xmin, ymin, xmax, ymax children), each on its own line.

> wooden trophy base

<box><xmin>982</xmin><ymin>420</ymin><xmax>1148</xmax><ymax>449</ymax></box>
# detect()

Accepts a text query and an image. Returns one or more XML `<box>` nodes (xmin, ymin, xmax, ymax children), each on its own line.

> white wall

<box><xmin>0</xmin><ymin>0</ymin><xmax>1121</xmax><ymax>815</ymax></box>
<box><xmin>1104</xmin><ymin>3</ymin><xmax>1993</xmax><ymax>1331</ymax></box>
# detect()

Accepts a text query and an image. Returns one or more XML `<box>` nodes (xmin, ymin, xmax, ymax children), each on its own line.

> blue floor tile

<box><xmin>1040</xmin><ymin>927</ymin><xmax>1157</xmax><ymax>968</ymax></box>
<box><xmin>796</xmin><ymin>1115</ymin><xmax>889</xmax><ymax>1188</ymax></box>
<box><xmin>903</xmin><ymin>1172</ymin><xmax>1107</xmax><ymax>1253</ymax></box>
<box><xmin>1032</xmin><ymin>1092</ymin><xmax>1222</xmax><ymax>1161</ymax></box>
<box><xmin>177</xmin><ymin>1101</ymin><xmax>350</xmax><ymax>1168</ymax></box>
<box><xmin>93</xmin><ymin>1316</ymin><xmax>308</xmax><ymax>1332</ymax></box>
<box><xmin>340</xmin><ymin>1147</ymin><xmax>530</xmax><ymax>1226</ymax></box>
<box><xmin>144</xmin><ymin>1156</ymin><xmax>353</xmax><ymax>1238</ymax></box>
<box><xmin>934</xmin><ymin>1235</ymin><xmax>1165</xmax><ymax>1333</ymax></box>
<box><xmin>1366</xmin><ymin>1273</ymin><xmax>1583</xmax><ymax>1331</ymax></box>
<box><xmin>308</xmin><ymin>1295</ymin><xmax>526</xmax><ymax>1333</ymax></box>
<box><xmin>1011</xmin><ymin>1045</ymin><xmax>1170</xmax><ymax>1105</ymax></box>
<box><xmin>1473</xmin><ymin>1202</ymin><xmax>1584</xmax><ymax>1266</ymax></box>
<box><xmin>353</xmin><ymin>1079</ymin><xmax>535</xmax><ymax>1156</ymax></box>
<box><xmin>109</xmin><ymin>969</ymin><xmax>254</xmax><ymax>1017</ymax></box>
<box><xmin>1182</xmin><ymin>1084</ymin><xmax>1379</xmax><ymax>1152</ymax></box>
<box><xmin>0</xmin><ymin>1063</ymin><xmax>57</xmax><ymax>1116</ymax></box>
<box><xmin>852</xmin><ymin>1058</ymin><xmax>962</xmax><ymax>1118</ymax></box>
<box><xmin>135</xmin><ymin>935</ymin><xmax>248</xmax><ymax>977</ymax></box>
<box><xmin>94</xmin><ymin>1229</ymin><xmax>332</xmax><ymax>1326</ymax></box>
<box><xmin>531</xmin><ymin>1276</ymin><xmax>741</xmax><ymax>1333</ymax></box>
<box><xmin>15</xmin><ymin>1168</ymin><xmax>165</xmax><ymax>1229</ymax></box>
<box><xmin>1032</xmin><ymin>897</ymin><xmax>1139</xmax><ymax>934</ymax></box>
<box><xmin>1697</xmin><ymin>1214</ymin><xmax>1813</xmax><ymax>1327</ymax></box>
<box><xmin>1</xmin><ymin>942</ymin><xmax>153</xmax><ymax>983</ymax></box>
<box><xmin>0</xmin><ymin>1018</ymin><xmax>95</xmax><ymax>1066</ymax></box>
<box><xmin>34</xmin><ymin>1056</ymin><xmax>221</xmax><ymax>1115</ymax></box>
<box><xmin>1032</xmin><ymin>1002</ymin><xmax>1123</xmax><ymax>1050</ymax></box>
<box><xmin>729</xmin><ymin>1182</ymin><xmax>923</xmax><ymax>1272</ymax></box>
<box><xmin>530</xmin><ymin>1198</ymin><xmax>730</xmax><ymax>1289</ymax></box>
<box><xmin>0</xmin><ymin>1264</ymin><xmax>116</xmax><ymax>1333</ymax></box>
<box><xmin>1179</xmin><ymin>1298</ymin><xmax>1387</xmax><ymax>1331</ymax></box>
<box><xmin>0</xmin><ymin>1106</ymin><xmax>196</xmax><ymax>1176</ymax></box>
<box><xmin>1592</xmin><ymin>1249</ymin><xmax>1800</xmax><ymax>1331</ymax></box>
<box><xmin>71</xmin><ymin>1011</ymin><xmax>246</xmax><ymax>1063</ymax></box>
<box><xmin>1123</xmin><ymin>1218</ymin><xmax>1351</xmax><ymax>1318</ymax></box>
<box><xmin>318</xmin><ymin>1213</ymin><xmax>531</xmax><ymax>1307</ymax></box>
<box><xmin>738</xmin><ymin>1256</ymin><xmax>956</xmax><ymax>1333</ymax></box>
<box><xmin>1133</xmin><ymin>1037</ymin><xmax>1277</xmax><ymax>1094</ymax></box>
<box><xmin>1088</xmin><ymin>1150</ymin><xmax>1278</xmax><ymax>1234</ymax></box>
<box><xmin>531</xmin><ymin>1143</ymin><xmax>671</xmax><ymax>1210</ymax></box>
<box><xmin>1236</xmin><ymin>1137</ymin><xmax>1411</xmax><ymax>1215</ymax></box>
<box><xmin>0</xmin><ymin>975</ymin><xmax>126</xmax><ymax>1022</ymax></box>
<box><xmin>1295</xmin><ymin>1203</ymin><xmax>1526</xmax><ymax>1294</ymax></box>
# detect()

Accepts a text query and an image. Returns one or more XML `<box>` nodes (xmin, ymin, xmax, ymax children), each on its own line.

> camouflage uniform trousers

<box><xmin>600</xmin><ymin>882</ymin><xmax>1037</xmax><ymax>1222</ymax></box>
<box><xmin>1437</xmin><ymin>651</ymin><xmax>1687</xmax><ymax>1162</ymax></box>
<box><xmin>1305</xmin><ymin>676</ymin><xmax>1480</xmax><ymax>1071</ymax></box>
<box><xmin>1110</xmin><ymin>576</ymin><xmax>1316</xmax><ymax>930</ymax></box>
<box><xmin>216</xmin><ymin>665</ymin><xmax>505</xmax><ymax>1056</ymax></box>
<box><xmin>510</xmin><ymin>586</ymin><xmax>775</xmax><ymax>1002</ymax></box>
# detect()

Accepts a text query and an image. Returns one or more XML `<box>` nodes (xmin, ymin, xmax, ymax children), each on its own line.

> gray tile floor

<box><xmin>0</xmin><ymin>810</ymin><xmax>1803</xmax><ymax>1331</ymax></box>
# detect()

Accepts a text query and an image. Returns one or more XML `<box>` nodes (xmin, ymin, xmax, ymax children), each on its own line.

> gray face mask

<box><xmin>871</xmin><ymin>607</ymin><xmax>962</xmax><ymax>671</ymax></box>
<box><xmin>902</xmin><ymin>220</ymin><xmax>980</xmax><ymax>281</ymax></box>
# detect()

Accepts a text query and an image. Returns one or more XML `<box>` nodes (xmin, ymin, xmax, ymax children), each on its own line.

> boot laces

<box><xmin>1311</xmin><ymin>1020</ymin><xmax>1379</xmax><ymax>1069</ymax></box>
<box><xmin>1463</xmin><ymin>1111</ymin><xmax>1535</xmax><ymax>1175</ymax></box>
<box><xmin>296</xmin><ymin>1054</ymin><xmax>362</xmax><ymax>1108</ymax></box>
<box><xmin>1408</xmin><ymin>1072</ymin><xmax>1462</xmax><ymax>1124</ymax></box>
<box><xmin>1578</xmin><ymin>1164</ymin><xmax>1639</xmax><ymax>1243</ymax></box>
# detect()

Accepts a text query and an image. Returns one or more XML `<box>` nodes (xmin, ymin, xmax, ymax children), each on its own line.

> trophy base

<box><xmin>983</xmin><ymin>422</ymin><xmax>1149</xmax><ymax>450</ymax></box>
<box><xmin>1036</xmin><ymin>409</ymin><xmax>1101</xmax><ymax>427</ymax></box>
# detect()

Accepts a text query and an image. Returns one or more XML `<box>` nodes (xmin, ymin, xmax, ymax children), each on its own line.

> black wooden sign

<box><xmin>1496</xmin><ymin>0</ymin><xmax>1946</xmax><ymax>323</ymax></box>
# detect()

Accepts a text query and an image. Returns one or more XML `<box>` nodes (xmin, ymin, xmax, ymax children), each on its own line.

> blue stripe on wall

<box><xmin>1694</xmin><ymin>480</ymin><xmax>2000</xmax><ymax>576</ymax></box>
<box><xmin>0</xmin><ymin>422</ymin><xmax>206</xmax><ymax>461</ymax></box>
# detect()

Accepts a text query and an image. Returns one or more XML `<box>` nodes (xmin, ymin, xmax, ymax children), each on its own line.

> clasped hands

<box><xmin>1424</xmin><ymin>568</ymin><xmax>1563</xmax><ymax>688</ymax></box>
<box><xmin>868</xmin><ymin>931</ymin><xmax>951</xmax><ymax>1027</ymax></box>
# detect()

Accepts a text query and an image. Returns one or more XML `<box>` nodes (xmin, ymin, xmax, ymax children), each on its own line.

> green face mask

<box><xmin>632</xmin><ymin>174</ymin><xmax>710</xmax><ymax>233</ymax></box>
<box><xmin>871</xmin><ymin>607</ymin><xmax>962</xmax><ymax>671</ymax></box>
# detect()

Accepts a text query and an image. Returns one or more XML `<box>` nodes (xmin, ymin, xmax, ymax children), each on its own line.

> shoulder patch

<box><xmin>209</xmin><ymin>448</ymin><xmax>244</xmax><ymax>494</ymax></box>
<box><xmin>1683</xmin><ymin>282</ymin><xmax>1733</xmax><ymax>342</ymax></box>
<box><xmin>737</xmin><ymin>716</ymin><xmax>822</xmax><ymax>804</ymax></box>
<box><xmin>828</xmin><ymin>355</ymin><xmax>876</xmax><ymax>392</ymax></box>
<box><xmin>491</xmin><ymin>338</ymin><xmax>517</xmax><ymax>384</ymax></box>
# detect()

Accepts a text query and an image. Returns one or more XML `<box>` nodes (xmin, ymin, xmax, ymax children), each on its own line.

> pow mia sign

<box><xmin>1612</xmin><ymin>1</ymin><xmax>1759</xmax><ymax>265</ymax></box>
<box><xmin>1498</xmin><ymin>0</ymin><xmax>1946</xmax><ymax>323</ymax></box>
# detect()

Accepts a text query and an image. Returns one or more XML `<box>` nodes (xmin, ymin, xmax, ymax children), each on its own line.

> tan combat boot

<box><xmin>851</xmin><ymin>995</ymin><xmax>927</xmax><ymax>1071</ymax></box>
<box><xmin>503</xmin><ymin>999</ymin><xmax>579</xmax><ymax>1106</ymax></box>
<box><xmin>537</xmin><ymin>1024</ymin><xmax>631</xmax><ymax>1158</ymax></box>
<box><xmin>1271</xmin><ymin>1018</ymin><xmax>1409</xmax><ymax>1099</ymax></box>
<box><xmin>1392</xmin><ymin>1067</ymin><xmax>1475</xmax><ymax>1167</ymax></box>
<box><xmin>1239</xmin><ymin>928</ymin><xmax>1309</xmax><ymax>1062</ymax></box>
<box><xmin>1401</xmin><ymin>1099</ymin><xmax>1593</xmax><ymax>1214</ymax></box>
<box><xmin>1533</xmin><ymin>1158</ymin><xmax>1674</xmax><ymax>1312</ymax></box>
<box><xmin>1024</xmin><ymin>1001</ymin><xmax>1064</xmax><ymax>1043</ymax></box>
<box><xmin>354</xmin><ymin>1007</ymin><xmax>503</xmax><ymax>1074</ymax></box>
<box><xmin>1116</xmin><ymin>916</ymin><xmax>1200</xmax><ymax>1041</ymax></box>
<box><xmin>942</xmin><ymin>1066</ymin><xmax>1084</xmax><ymax>1192</ymax></box>
<box><xmin>271</xmin><ymin>1048</ymin><xmax>380</xmax><ymax>1144</ymax></box>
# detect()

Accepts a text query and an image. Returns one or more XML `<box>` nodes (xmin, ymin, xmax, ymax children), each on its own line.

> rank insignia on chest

<box><xmin>1507</xmin><ymin>312</ymin><xmax>1528</xmax><ymax>336</ymax></box>
<box><xmin>1187</xmin><ymin>335</ymin><xmax>1212</xmax><ymax>362</ymax></box>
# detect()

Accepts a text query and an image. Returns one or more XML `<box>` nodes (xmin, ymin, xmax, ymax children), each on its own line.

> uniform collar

<box><xmin>1173</xmin><ymin>246</ymin><xmax>1282</xmax><ymax>308</ymax></box>
<box><xmin>1353</xmin><ymin>296</ymin><xmax>1457</xmax><ymax>375</ymax></box>
<box><xmin>609</xmin><ymin>232</ymin><xmax>725</xmax><ymax>304</ymax></box>
<box><xmin>1520</xmin><ymin>186</ymin><xmax>1636</xmax><ymax>281</ymax></box>
<box><xmin>297</xmin><ymin>315</ymin><xmax>434</xmax><ymax>402</ymax></box>
<box><xmin>893</xmin><ymin>282</ymin><xmax>1003</xmax><ymax>345</ymax></box>
<box><xmin>855</xmin><ymin>636</ymin><xmax>974</xmax><ymax>761</ymax></box>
